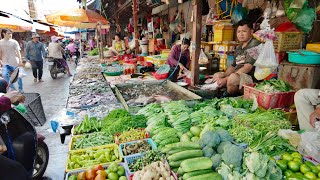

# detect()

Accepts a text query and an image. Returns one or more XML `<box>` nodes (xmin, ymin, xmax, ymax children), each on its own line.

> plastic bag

<box><xmin>278</xmin><ymin>129</ymin><xmax>301</xmax><ymax>148</ymax></box>
<box><xmin>199</xmin><ymin>49</ymin><xmax>208</xmax><ymax>64</ymax></box>
<box><xmin>18</xmin><ymin>67</ymin><xmax>27</xmax><ymax>78</ymax></box>
<box><xmin>292</xmin><ymin>7</ymin><xmax>316</xmax><ymax>33</ymax></box>
<box><xmin>206</xmin><ymin>8</ymin><xmax>218</xmax><ymax>25</ymax></box>
<box><xmin>298</xmin><ymin>122</ymin><xmax>320</xmax><ymax>162</ymax></box>
<box><xmin>25</xmin><ymin>61</ymin><xmax>31</xmax><ymax>69</ymax></box>
<box><xmin>231</xmin><ymin>4</ymin><xmax>247</xmax><ymax>24</ymax></box>
<box><xmin>129</xmin><ymin>38</ymin><xmax>136</xmax><ymax>50</ymax></box>
<box><xmin>254</xmin><ymin>41</ymin><xmax>278</xmax><ymax>80</ymax></box>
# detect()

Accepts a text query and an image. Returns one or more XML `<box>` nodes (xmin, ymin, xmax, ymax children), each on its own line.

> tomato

<box><xmin>108</xmin><ymin>172</ymin><xmax>119</xmax><ymax>180</ymax></box>
<box><xmin>94</xmin><ymin>165</ymin><xmax>104</xmax><ymax>172</ymax></box>
<box><xmin>119</xmin><ymin>176</ymin><xmax>127</xmax><ymax>180</ymax></box>
<box><xmin>86</xmin><ymin>169</ymin><xmax>96</xmax><ymax>180</ymax></box>
<box><xmin>96</xmin><ymin>170</ymin><xmax>107</xmax><ymax>177</ymax></box>
<box><xmin>291</xmin><ymin>152</ymin><xmax>303</xmax><ymax>160</ymax></box>
<box><xmin>301</xmin><ymin>164</ymin><xmax>312</xmax><ymax>174</ymax></box>
<box><xmin>283</xmin><ymin>153</ymin><xmax>294</xmax><ymax>161</ymax></box>
<box><xmin>288</xmin><ymin>161</ymin><xmax>301</xmax><ymax>172</ymax></box>
<box><xmin>304</xmin><ymin>172</ymin><xmax>317</xmax><ymax>180</ymax></box>
<box><xmin>108</xmin><ymin>162</ymin><xmax>118</xmax><ymax>172</ymax></box>
<box><xmin>94</xmin><ymin>174</ymin><xmax>106</xmax><ymax>180</ymax></box>
<box><xmin>277</xmin><ymin>159</ymin><xmax>288</xmax><ymax>171</ymax></box>
<box><xmin>77</xmin><ymin>172</ymin><xmax>86</xmax><ymax>180</ymax></box>
<box><xmin>117</xmin><ymin>166</ymin><xmax>125</xmax><ymax>176</ymax></box>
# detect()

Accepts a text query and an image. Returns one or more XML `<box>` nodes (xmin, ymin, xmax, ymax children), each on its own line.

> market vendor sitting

<box><xmin>166</xmin><ymin>38</ymin><xmax>191</xmax><ymax>81</ymax></box>
<box><xmin>294</xmin><ymin>89</ymin><xmax>320</xmax><ymax>130</ymax></box>
<box><xmin>209</xmin><ymin>19</ymin><xmax>261</xmax><ymax>96</ymax></box>
<box><xmin>110</xmin><ymin>34</ymin><xmax>125</xmax><ymax>55</ymax></box>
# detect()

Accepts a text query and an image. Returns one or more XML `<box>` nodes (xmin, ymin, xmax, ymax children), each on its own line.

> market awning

<box><xmin>33</xmin><ymin>22</ymin><xmax>50</xmax><ymax>31</ymax></box>
<box><xmin>0</xmin><ymin>14</ymin><xmax>33</xmax><ymax>32</ymax></box>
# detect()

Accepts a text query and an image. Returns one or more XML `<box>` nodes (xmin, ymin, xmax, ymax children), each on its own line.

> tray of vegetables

<box><xmin>130</xmin><ymin>161</ymin><xmax>177</xmax><ymax>180</ymax></box>
<box><xmin>114</xmin><ymin>128</ymin><xmax>149</xmax><ymax>145</ymax></box>
<box><xmin>66</xmin><ymin>144</ymin><xmax>122</xmax><ymax>172</ymax></box>
<box><xmin>119</xmin><ymin>139</ymin><xmax>157</xmax><ymax>159</ymax></box>
<box><xmin>69</xmin><ymin>132</ymin><xmax>114</xmax><ymax>150</ymax></box>
<box><xmin>126</xmin><ymin>150</ymin><xmax>163</xmax><ymax>175</ymax></box>
<box><xmin>66</xmin><ymin>162</ymin><xmax>129</xmax><ymax>180</ymax></box>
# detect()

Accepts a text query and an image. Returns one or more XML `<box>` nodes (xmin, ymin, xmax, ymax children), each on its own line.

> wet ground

<box><xmin>22</xmin><ymin>60</ymin><xmax>76</xmax><ymax>180</ymax></box>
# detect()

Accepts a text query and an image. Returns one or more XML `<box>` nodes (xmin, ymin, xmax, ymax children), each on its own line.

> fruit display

<box><xmin>67</xmin><ymin>144</ymin><xmax>121</xmax><ymax>171</ymax></box>
<box><xmin>276</xmin><ymin>152</ymin><xmax>320</xmax><ymax>180</ymax></box>
<box><xmin>67</xmin><ymin>163</ymin><xmax>128</xmax><ymax>180</ymax></box>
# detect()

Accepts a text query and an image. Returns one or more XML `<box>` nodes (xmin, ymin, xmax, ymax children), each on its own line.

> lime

<box><xmin>119</xmin><ymin>176</ymin><xmax>127</xmax><ymax>180</ymax></box>
<box><xmin>276</xmin><ymin>159</ymin><xmax>288</xmax><ymax>171</ymax></box>
<box><xmin>301</xmin><ymin>164</ymin><xmax>312</xmax><ymax>174</ymax></box>
<box><xmin>293</xmin><ymin>158</ymin><xmax>303</xmax><ymax>164</ymax></box>
<box><xmin>117</xmin><ymin>166</ymin><xmax>125</xmax><ymax>176</ymax></box>
<box><xmin>288</xmin><ymin>161</ymin><xmax>301</xmax><ymax>172</ymax></box>
<box><xmin>292</xmin><ymin>152</ymin><xmax>303</xmax><ymax>160</ymax></box>
<box><xmin>305</xmin><ymin>161</ymin><xmax>316</xmax><ymax>168</ymax></box>
<box><xmin>190</xmin><ymin>126</ymin><xmax>201</xmax><ymax>136</ymax></box>
<box><xmin>304</xmin><ymin>172</ymin><xmax>317</xmax><ymax>180</ymax></box>
<box><xmin>285</xmin><ymin>169</ymin><xmax>294</xmax><ymax>177</ymax></box>
<box><xmin>310</xmin><ymin>166</ymin><xmax>320</xmax><ymax>175</ymax></box>
<box><xmin>108</xmin><ymin>162</ymin><xmax>118</xmax><ymax>172</ymax></box>
<box><xmin>283</xmin><ymin>153</ymin><xmax>294</xmax><ymax>161</ymax></box>
<box><xmin>108</xmin><ymin>172</ymin><xmax>119</xmax><ymax>180</ymax></box>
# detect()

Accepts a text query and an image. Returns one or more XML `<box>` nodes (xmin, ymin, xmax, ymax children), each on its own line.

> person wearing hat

<box><xmin>0</xmin><ymin>28</ymin><xmax>24</xmax><ymax>92</ymax></box>
<box><xmin>26</xmin><ymin>33</ymin><xmax>46</xmax><ymax>82</ymax></box>
<box><xmin>48</xmin><ymin>36</ymin><xmax>72</xmax><ymax>76</ymax></box>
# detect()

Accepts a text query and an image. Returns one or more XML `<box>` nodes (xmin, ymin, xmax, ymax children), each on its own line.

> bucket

<box><xmin>288</xmin><ymin>50</ymin><xmax>320</xmax><ymax>65</ymax></box>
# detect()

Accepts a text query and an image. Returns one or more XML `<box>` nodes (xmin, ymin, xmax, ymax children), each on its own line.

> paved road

<box><xmin>22</xmin><ymin>60</ymin><xmax>76</xmax><ymax>180</ymax></box>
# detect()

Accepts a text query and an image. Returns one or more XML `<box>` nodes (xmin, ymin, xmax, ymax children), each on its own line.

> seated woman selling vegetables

<box><xmin>207</xmin><ymin>19</ymin><xmax>261</xmax><ymax>96</ymax></box>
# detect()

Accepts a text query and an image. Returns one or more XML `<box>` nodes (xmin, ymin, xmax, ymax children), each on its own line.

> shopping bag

<box><xmin>199</xmin><ymin>49</ymin><xmax>209</xmax><ymax>64</ymax></box>
<box><xmin>18</xmin><ymin>67</ymin><xmax>27</xmax><ymax>78</ymax></box>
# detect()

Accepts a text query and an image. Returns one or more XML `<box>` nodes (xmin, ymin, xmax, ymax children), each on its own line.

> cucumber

<box><xmin>169</xmin><ymin>160</ymin><xmax>183</xmax><ymax>168</ymax></box>
<box><xmin>160</xmin><ymin>138</ymin><xmax>179</xmax><ymax>146</ymax></box>
<box><xmin>171</xmin><ymin>168</ymin><xmax>179</xmax><ymax>173</ymax></box>
<box><xmin>168</xmin><ymin>150</ymin><xmax>203</xmax><ymax>162</ymax></box>
<box><xmin>181</xmin><ymin>157</ymin><xmax>213</xmax><ymax>172</ymax></box>
<box><xmin>177</xmin><ymin>167</ymin><xmax>184</xmax><ymax>176</ymax></box>
<box><xmin>183</xmin><ymin>169</ymin><xmax>213</xmax><ymax>179</ymax></box>
<box><xmin>154</xmin><ymin>129</ymin><xmax>178</xmax><ymax>141</ymax></box>
<box><xmin>186</xmin><ymin>172</ymin><xmax>223</xmax><ymax>180</ymax></box>
<box><xmin>165</xmin><ymin>142</ymin><xmax>201</xmax><ymax>150</ymax></box>
<box><xmin>153</xmin><ymin>127</ymin><xmax>171</xmax><ymax>135</ymax></box>
<box><xmin>167</xmin><ymin>147</ymin><xmax>198</xmax><ymax>155</ymax></box>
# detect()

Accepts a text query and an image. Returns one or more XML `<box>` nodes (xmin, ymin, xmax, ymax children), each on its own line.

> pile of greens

<box><xmin>101</xmin><ymin>109</ymin><xmax>147</xmax><ymax>136</ymax></box>
<box><xmin>256</xmin><ymin>79</ymin><xmax>293</xmax><ymax>93</ymax></box>
<box><xmin>73</xmin><ymin>115</ymin><xmax>101</xmax><ymax>135</ymax></box>
<box><xmin>88</xmin><ymin>47</ymin><xmax>109</xmax><ymax>56</ymax></box>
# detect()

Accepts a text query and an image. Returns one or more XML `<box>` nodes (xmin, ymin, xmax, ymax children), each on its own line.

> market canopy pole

<box><xmin>133</xmin><ymin>0</ymin><xmax>139</xmax><ymax>54</ymax></box>
<box><xmin>191</xmin><ymin>0</ymin><xmax>202</xmax><ymax>86</ymax></box>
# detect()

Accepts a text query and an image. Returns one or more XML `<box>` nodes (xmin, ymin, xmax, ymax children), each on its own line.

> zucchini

<box><xmin>183</xmin><ymin>169</ymin><xmax>213</xmax><ymax>179</ymax></box>
<box><xmin>160</xmin><ymin>138</ymin><xmax>179</xmax><ymax>146</ymax></box>
<box><xmin>169</xmin><ymin>160</ymin><xmax>183</xmax><ymax>168</ymax></box>
<box><xmin>165</xmin><ymin>142</ymin><xmax>201</xmax><ymax>150</ymax></box>
<box><xmin>167</xmin><ymin>147</ymin><xmax>198</xmax><ymax>155</ymax></box>
<box><xmin>181</xmin><ymin>157</ymin><xmax>213</xmax><ymax>172</ymax></box>
<box><xmin>168</xmin><ymin>150</ymin><xmax>203</xmax><ymax>162</ymax></box>
<box><xmin>186</xmin><ymin>172</ymin><xmax>223</xmax><ymax>180</ymax></box>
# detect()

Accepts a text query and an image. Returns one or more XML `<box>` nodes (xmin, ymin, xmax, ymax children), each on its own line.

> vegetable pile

<box><xmin>128</xmin><ymin>150</ymin><xmax>163</xmax><ymax>172</ymax></box>
<box><xmin>121</xmin><ymin>140</ymin><xmax>152</xmax><ymax>156</ymax></box>
<box><xmin>73</xmin><ymin>116</ymin><xmax>101</xmax><ymax>135</ymax></box>
<box><xmin>116</xmin><ymin>128</ymin><xmax>147</xmax><ymax>144</ymax></box>
<box><xmin>255</xmin><ymin>79</ymin><xmax>293</xmax><ymax>93</ymax></box>
<box><xmin>67</xmin><ymin>145</ymin><xmax>121</xmax><ymax>170</ymax></box>
<box><xmin>132</xmin><ymin>161</ymin><xmax>175</xmax><ymax>180</ymax></box>
<box><xmin>71</xmin><ymin>132</ymin><xmax>114</xmax><ymax>150</ymax></box>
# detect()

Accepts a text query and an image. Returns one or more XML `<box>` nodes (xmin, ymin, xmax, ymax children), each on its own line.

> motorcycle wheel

<box><xmin>33</xmin><ymin>141</ymin><xmax>49</xmax><ymax>179</ymax></box>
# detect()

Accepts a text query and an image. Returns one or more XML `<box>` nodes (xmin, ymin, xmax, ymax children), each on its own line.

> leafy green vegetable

<box><xmin>255</xmin><ymin>79</ymin><xmax>293</xmax><ymax>93</ymax></box>
<box><xmin>73</xmin><ymin>115</ymin><xmax>101</xmax><ymax>135</ymax></box>
<box><xmin>221</xmin><ymin>144</ymin><xmax>244</xmax><ymax>168</ymax></box>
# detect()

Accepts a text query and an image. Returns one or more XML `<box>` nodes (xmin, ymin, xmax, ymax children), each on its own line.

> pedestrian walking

<box><xmin>26</xmin><ymin>33</ymin><xmax>46</xmax><ymax>82</ymax></box>
<box><xmin>0</xmin><ymin>28</ymin><xmax>24</xmax><ymax>92</ymax></box>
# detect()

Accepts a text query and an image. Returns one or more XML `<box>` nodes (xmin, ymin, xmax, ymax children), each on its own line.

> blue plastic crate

<box><xmin>119</xmin><ymin>138</ymin><xmax>157</xmax><ymax>161</ymax></box>
<box><xmin>124</xmin><ymin>154</ymin><xmax>144</xmax><ymax>175</ymax></box>
<box><xmin>65</xmin><ymin>162</ymin><xmax>129</xmax><ymax>180</ymax></box>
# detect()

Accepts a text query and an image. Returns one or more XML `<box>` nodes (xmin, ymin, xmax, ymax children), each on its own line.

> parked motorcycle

<box><xmin>0</xmin><ymin>68</ymin><xmax>49</xmax><ymax>179</ymax></box>
<box><xmin>48</xmin><ymin>58</ymin><xmax>67</xmax><ymax>79</ymax></box>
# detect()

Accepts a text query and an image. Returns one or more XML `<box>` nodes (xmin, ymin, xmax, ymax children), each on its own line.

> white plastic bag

<box><xmin>254</xmin><ymin>40</ymin><xmax>278</xmax><ymax>80</ymax></box>
<box><xmin>298</xmin><ymin>122</ymin><xmax>320</xmax><ymax>162</ymax></box>
<box><xmin>199</xmin><ymin>49</ymin><xmax>208</xmax><ymax>64</ymax></box>
<box><xmin>25</xmin><ymin>62</ymin><xmax>31</xmax><ymax>69</ymax></box>
<box><xmin>206</xmin><ymin>8</ymin><xmax>218</xmax><ymax>25</ymax></box>
<box><xmin>18</xmin><ymin>67</ymin><xmax>27</xmax><ymax>78</ymax></box>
